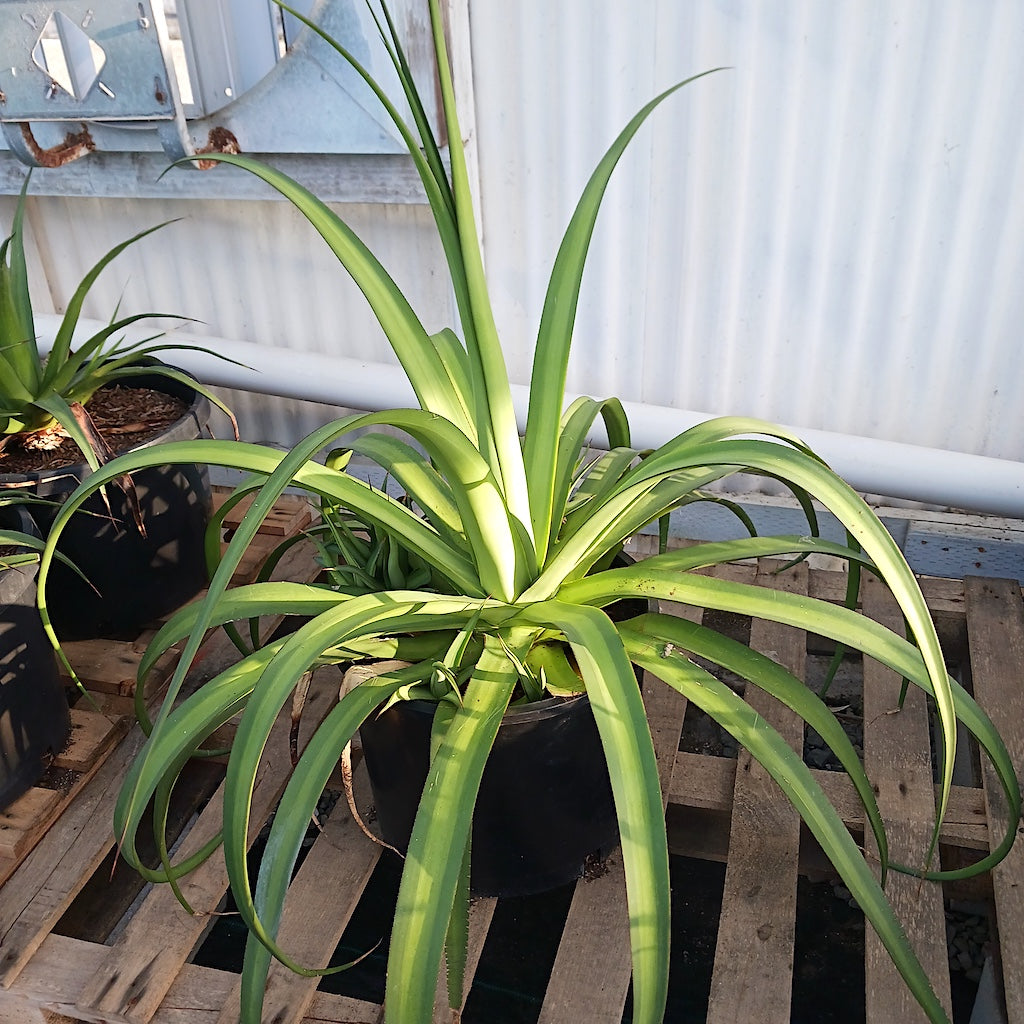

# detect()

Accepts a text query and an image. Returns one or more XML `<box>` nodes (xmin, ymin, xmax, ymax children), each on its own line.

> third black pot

<box><xmin>0</xmin><ymin>372</ymin><xmax>214</xmax><ymax>640</ymax></box>
<box><xmin>0</xmin><ymin>506</ymin><xmax>68</xmax><ymax>810</ymax></box>
<box><xmin>359</xmin><ymin>692</ymin><xmax>620</xmax><ymax>898</ymax></box>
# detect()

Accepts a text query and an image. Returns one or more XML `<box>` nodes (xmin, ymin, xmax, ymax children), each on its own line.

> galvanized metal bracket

<box><xmin>0</xmin><ymin>1</ymin><xmax>203</xmax><ymax>166</ymax></box>
<box><xmin>0</xmin><ymin>0</ymin><xmax>413</xmax><ymax>172</ymax></box>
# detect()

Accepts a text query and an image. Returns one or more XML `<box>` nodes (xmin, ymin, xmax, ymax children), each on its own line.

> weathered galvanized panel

<box><xmin>471</xmin><ymin>0</ymin><xmax>1024</xmax><ymax>462</ymax></box>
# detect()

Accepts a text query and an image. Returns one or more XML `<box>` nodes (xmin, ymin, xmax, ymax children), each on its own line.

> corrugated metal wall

<box><xmin>9</xmin><ymin>193</ymin><xmax>453</xmax><ymax>445</ymax></box>
<box><xmin>6</xmin><ymin>1</ymin><xmax>1024</xmax><ymax>480</ymax></box>
<box><xmin>472</xmin><ymin>0</ymin><xmax>1024</xmax><ymax>462</ymax></box>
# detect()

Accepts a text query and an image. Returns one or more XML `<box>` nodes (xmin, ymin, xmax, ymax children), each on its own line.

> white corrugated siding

<box><xmin>15</xmin><ymin>194</ymin><xmax>453</xmax><ymax>445</ymax></box>
<box><xmin>471</xmin><ymin>0</ymin><xmax>1024</xmax><ymax>462</ymax></box>
<box><xmin>7</xmin><ymin>0</ymin><xmax>1024</xmax><ymax>486</ymax></box>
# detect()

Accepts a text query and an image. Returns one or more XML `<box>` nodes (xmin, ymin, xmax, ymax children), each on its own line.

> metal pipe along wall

<box><xmin>38</xmin><ymin>315</ymin><xmax>1024</xmax><ymax>520</ymax></box>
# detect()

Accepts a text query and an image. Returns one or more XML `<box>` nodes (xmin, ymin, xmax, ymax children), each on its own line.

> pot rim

<box><xmin>0</xmin><ymin>369</ymin><xmax>210</xmax><ymax>489</ymax></box>
<box><xmin>379</xmin><ymin>690</ymin><xmax>591</xmax><ymax>726</ymax></box>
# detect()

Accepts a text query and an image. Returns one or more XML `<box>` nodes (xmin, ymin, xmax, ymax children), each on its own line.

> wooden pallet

<box><xmin>0</xmin><ymin>490</ymin><xmax>315</xmax><ymax>887</ymax></box>
<box><xmin>1</xmin><ymin>549</ymin><xmax>1022</xmax><ymax>1024</ymax></box>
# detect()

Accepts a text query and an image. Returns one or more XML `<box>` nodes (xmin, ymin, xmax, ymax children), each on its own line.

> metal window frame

<box><xmin>0</xmin><ymin>0</ymin><xmax>439</xmax><ymax>202</ymax></box>
<box><xmin>174</xmin><ymin>0</ymin><xmax>284</xmax><ymax>117</ymax></box>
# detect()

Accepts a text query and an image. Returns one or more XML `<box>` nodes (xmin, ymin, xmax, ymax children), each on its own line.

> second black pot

<box><xmin>0</xmin><ymin>507</ymin><xmax>69</xmax><ymax>810</ymax></box>
<box><xmin>359</xmin><ymin>692</ymin><xmax>619</xmax><ymax>898</ymax></box>
<box><xmin>1</xmin><ymin>372</ymin><xmax>213</xmax><ymax>640</ymax></box>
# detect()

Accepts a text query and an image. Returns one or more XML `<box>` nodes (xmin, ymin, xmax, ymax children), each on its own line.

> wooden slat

<box><xmin>54</xmin><ymin>761</ymin><xmax>226</xmax><ymax>946</ymax></box>
<box><xmin>647</xmin><ymin>599</ymin><xmax>701</xmax><ymax>806</ymax></box>
<box><xmin>217</xmin><ymin>491</ymin><xmax>313</xmax><ymax>537</ymax></box>
<box><xmin>58</xmin><ymin>639</ymin><xmax>147</xmax><ymax>694</ymax></box>
<box><xmin>0</xmin><ymin>719</ymin><xmax>152</xmax><ymax>984</ymax></box>
<box><xmin>53</xmin><ymin>707</ymin><xmax>125</xmax><ymax>772</ymax></box>
<box><xmin>537</xmin><ymin>608</ymin><xmax>695</xmax><ymax>1024</ymax></box>
<box><xmin>72</xmin><ymin>668</ymin><xmax>339</xmax><ymax>1024</ymax></box>
<box><xmin>229</xmin><ymin>537</ymin><xmax>281</xmax><ymax>585</ymax></box>
<box><xmin>59</xmin><ymin>642</ymin><xmax>182</xmax><ymax>702</ymax></box>
<box><xmin>2</xmin><ymin>934</ymin><xmax>380</xmax><ymax>1024</ymax></box>
<box><xmin>0</xmin><ymin>711</ymin><xmax>129</xmax><ymax>881</ymax></box>
<box><xmin>229</xmin><ymin>531</ymin><xmax>321</xmax><ymax>589</ymax></box>
<box><xmin>537</xmin><ymin>850</ymin><xmax>631</xmax><ymax>1024</ymax></box>
<box><xmin>861</xmin><ymin>576</ymin><xmax>952</xmax><ymax>1022</ymax></box>
<box><xmin>705</xmin><ymin>563</ymin><xmax>806</xmax><ymax>1024</ymax></box>
<box><xmin>432</xmin><ymin>898</ymin><xmax>498</xmax><ymax>1023</ymax></box>
<box><xmin>965</xmin><ymin>576</ymin><xmax>1024</xmax><ymax>1023</ymax></box>
<box><xmin>216</xmin><ymin>768</ymin><xmax>382</xmax><ymax>1024</ymax></box>
<box><xmin>667</xmin><ymin>752</ymin><xmax>989</xmax><ymax>850</ymax></box>
<box><xmin>0</xmin><ymin>789</ymin><xmax>63</xmax><ymax>861</ymax></box>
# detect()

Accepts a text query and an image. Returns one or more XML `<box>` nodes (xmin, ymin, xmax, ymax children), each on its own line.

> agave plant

<box><xmin>39</xmin><ymin>3</ymin><xmax>1021</xmax><ymax>1023</ymax></box>
<box><xmin>0</xmin><ymin>176</ymin><xmax>233</xmax><ymax>469</ymax></box>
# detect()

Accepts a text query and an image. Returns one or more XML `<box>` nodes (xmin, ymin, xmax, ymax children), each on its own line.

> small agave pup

<box><xmin>39</xmin><ymin>3</ymin><xmax>1021</xmax><ymax>1023</ymax></box>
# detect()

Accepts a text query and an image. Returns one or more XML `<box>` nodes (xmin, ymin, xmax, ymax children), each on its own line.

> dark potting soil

<box><xmin>0</xmin><ymin>384</ymin><xmax>187</xmax><ymax>473</ymax></box>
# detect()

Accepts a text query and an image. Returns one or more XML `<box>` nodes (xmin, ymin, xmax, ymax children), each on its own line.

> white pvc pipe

<box><xmin>38</xmin><ymin>315</ymin><xmax>1024</xmax><ymax>520</ymax></box>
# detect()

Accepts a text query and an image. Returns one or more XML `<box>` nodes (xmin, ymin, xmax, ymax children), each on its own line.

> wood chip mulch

<box><xmin>0</xmin><ymin>384</ymin><xmax>189</xmax><ymax>475</ymax></box>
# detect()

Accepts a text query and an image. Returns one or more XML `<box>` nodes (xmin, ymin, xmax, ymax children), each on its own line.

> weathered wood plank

<box><xmin>58</xmin><ymin>639</ymin><xmax>147</xmax><ymax>695</ymax></box>
<box><xmin>536</xmin><ymin>850</ymin><xmax>631</xmax><ymax>1024</ymax></box>
<box><xmin>667</xmin><ymin>752</ymin><xmax>989</xmax><ymax>849</ymax></box>
<box><xmin>215</xmin><ymin>768</ymin><xmax>382</xmax><ymax>1024</ymax></box>
<box><xmin>0</xmin><ymin>710</ymin><xmax>132</xmax><ymax>880</ymax></box>
<box><xmin>0</xmin><ymin>789</ymin><xmax>63</xmax><ymax>862</ymax></box>
<box><xmin>54</xmin><ymin>707</ymin><xmax>125</xmax><ymax>772</ymax></box>
<box><xmin>2</xmin><ymin>934</ymin><xmax>380</xmax><ymax>1024</ymax></box>
<box><xmin>646</xmin><ymin>598</ymin><xmax>701</xmax><ymax>808</ymax></box>
<box><xmin>217</xmin><ymin>490</ymin><xmax>313</xmax><ymax>537</ymax></box>
<box><xmin>536</xmin><ymin>603</ymin><xmax>696</xmax><ymax>1024</ymax></box>
<box><xmin>0</xmin><ymin>719</ymin><xmax>151</xmax><ymax>983</ymax></box>
<box><xmin>861</xmin><ymin>576</ymin><xmax>952</xmax><ymax>1022</ymax></box>
<box><xmin>705</xmin><ymin>563</ymin><xmax>806</xmax><ymax>1024</ymax></box>
<box><xmin>432</xmin><ymin>897</ymin><xmax>497</xmax><ymax>1023</ymax></box>
<box><xmin>54</xmin><ymin>761</ymin><xmax>226</xmax><ymax>946</ymax></box>
<box><xmin>965</xmin><ymin>576</ymin><xmax>1024</xmax><ymax>1024</ymax></box>
<box><xmin>72</xmin><ymin>668</ymin><xmax>339</xmax><ymax>1024</ymax></box>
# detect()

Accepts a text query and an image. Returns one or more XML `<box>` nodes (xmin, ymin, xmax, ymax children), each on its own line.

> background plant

<box><xmin>0</xmin><ymin>176</ymin><xmax>235</xmax><ymax>471</ymax></box>
<box><xmin>39</xmin><ymin>3</ymin><xmax>1021</xmax><ymax>1023</ymax></box>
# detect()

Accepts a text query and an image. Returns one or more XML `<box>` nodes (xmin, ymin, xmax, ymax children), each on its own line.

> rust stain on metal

<box><xmin>18</xmin><ymin>122</ymin><xmax>95</xmax><ymax>167</ymax></box>
<box><xmin>193</xmin><ymin>126</ymin><xmax>241</xmax><ymax>170</ymax></box>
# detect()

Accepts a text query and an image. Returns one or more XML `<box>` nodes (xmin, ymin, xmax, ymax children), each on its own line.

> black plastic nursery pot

<box><xmin>360</xmin><ymin>691</ymin><xmax>620</xmax><ymax>897</ymax></box>
<box><xmin>0</xmin><ymin>507</ymin><xmax>68</xmax><ymax>811</ymax></box>
<box><xmin>0</xmin><ymin>373</ymin><xmax>213</xmax><ymax>641</ymax></box>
